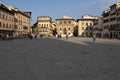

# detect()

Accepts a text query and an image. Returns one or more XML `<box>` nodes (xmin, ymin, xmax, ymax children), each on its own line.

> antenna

<box><xmin>0</xmin><ymin>0</ymin><xmax>2</xmax><ymax>4</ymax></box>
<box><xmin>0</xmin><ymin>0</ymin><xmax>5</xmax><ymax>5</ymax></box>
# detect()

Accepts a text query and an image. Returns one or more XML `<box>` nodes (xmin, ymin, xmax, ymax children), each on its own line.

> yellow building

<box><xmin>103</xmin><ymin>2</ymin><xmax>120</xmax><ymax>39</ymax></box>
<box><xmin>77</xmin><ymin>14</ymin><xmax>98</xmax><ymax>37</ymax></box>
<box><xmin>37</xmin><ymin>16</ymin><xmax>52</xmax><ymax>36</ymax></box>
<box><xmin>32</xmin><ymin>22</ymin><xmax>38</xmax><ymax>35</ymax></box>
<box><xmin>7</xmin><ymin>6</ymin><xmax>31</xmax><ymax>37</ymax></box>
<box><xmin>93</xmin><ymin>17</ymin><xmax>103</xmax><ymax>38</ymax></box>
<box><xmin>51</xmin><ymin>21</ymin><xmax>57</xmax><ymax>36</ymax></box>
<box><xmin>56</xmin><ymin>16</ymin><xmax>75</xmax><ymax>37</ymax></box>
<box><xmin>0</xmin><ymin>4</ymin><xmax>14</xmax><ymax>39</ymax></box>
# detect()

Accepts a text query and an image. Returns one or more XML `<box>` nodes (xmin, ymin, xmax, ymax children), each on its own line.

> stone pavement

<box><xmin>52</xmin><ymin>37</ymin><xmax>120</xmax><ymax>45</ymax></box>
<box><xmin>0</xmin><ymin>38</ymin><xmax>120</xmax><ymax>80</ymax></box>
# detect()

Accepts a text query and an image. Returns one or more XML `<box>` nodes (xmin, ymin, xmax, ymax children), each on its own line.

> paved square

<box><xmin>0</xmin><ymin>38</ymin><xmax>120</xmax><ymax>80</ymax></box>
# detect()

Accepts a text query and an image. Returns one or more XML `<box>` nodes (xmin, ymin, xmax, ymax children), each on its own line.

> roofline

<box><xmin>37</xmin><ymin>16</ymin><xmax>52</xmax><ymax>19</ymax></box>
<box><xmin>0</xmin><ymin>4</ymin><xmax>14</xmax><ymax>14</ymax></box>
<box><xmin>13</xmin><ymin>10</ymin><xmax>31</xmax><ymax>18</ymax></box>
<box><xmin>77</xmin><ymin>18</ymin><xmax>97</xmax><ymax>22</ymax></box>
<box><xmin>56</xmin><ymin>18</ymin><xmax>75</xmax><ymax>21</ymax></box>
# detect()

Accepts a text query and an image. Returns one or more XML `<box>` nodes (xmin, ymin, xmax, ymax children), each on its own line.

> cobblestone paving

<box><xmin>0</xmin><ymin>38</ymin><xmax>120</xmax><ymax>80</ymax></box>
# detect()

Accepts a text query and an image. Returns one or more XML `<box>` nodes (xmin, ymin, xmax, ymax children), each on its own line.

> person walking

<box><xmin>93</xmin><ymin>33</ymin><xmax>96</xmax><ymax>41</ymax></box>
<box><xmin>66</xmin><ymin>34</ymin><xmax>68</xmax><ymax>39</ymax></box>
<box><xmin>34</xmin><ymin>35</ymin><xmax>37</xmax><ymax>39</ymax></box>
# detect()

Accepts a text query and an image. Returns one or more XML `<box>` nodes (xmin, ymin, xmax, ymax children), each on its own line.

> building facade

<box><xmin>0</xmin><ymin>4</ymin><xmax>14</xmax><ymax>39</ymax></box>
<box><xmin>37</xmin><ymin>16</ymin><xmax>52</xmax><ymax>36</ymax></box>
<box><xmin>103</xmin><ymin>2</ymin><xmax>120</xmax><ymax>39</ymax></box>
<box><xmin>51</xmin><ymin>21</ymin><xmax>57</xmax><ymax>36</ymax></box>
<box><xmin>56</xmin><ymin>16</ymin><xmax>75</xmax><ymax>37</ymax></box>
<box><xmin>93</xmin><ymin>17</ymin><xmax>103</xmax><ymax>38</ymax></box>
<box><xmin>77</xmin><ymin>14</ymin><xmax>98</xmax><ymax>37</ymax></box>
<box><xmin>32</xmin><ymin>22</ymin><xmax>38</xmax><ymax>35</ymax></box>
<box><xmin>7</xmin><ymin>6</ymin><xmax>32</xmax><ymax>37</ymax></box>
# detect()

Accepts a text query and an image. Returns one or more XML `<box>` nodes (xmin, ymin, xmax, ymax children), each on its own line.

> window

<box><xmin>12</xmin><ymin>24</ymin><xmax>14</xmax><ymax>28</ymax></box>
<box><xmin>68</xmin><ymin>21</ymin><xmax>71</xmax><ymax>24</ymax></box>
<box><xmin>9</xmin><ymin>24</ymin><xmax>11</xmax><ymax>28</ymax></box>
<box><xmin>6</xmin><ymin>15</ymin><xmax>7</xmax><ymax>20</ymax></box>
<box><xmin>0</xmin><ymin>13</ymin><xmax>1</xmax><ymax>18</ymax></box>
<box><xmin>47</xmin><ymin>24</ymin><xmax>48</xmax><ymax>27</ymax></box>
<box><xmin>0</xmin><ymin>22</ymin><xmax>1</xmax><ymax>27</ymax></box>
<box><xmin>6</xmin><ymin>23</ymin><xmax>8</xmax><ymax>28</ymax></box>
<box><xmin>82</xmin><ymin>27</ymin><xmax>84</xmax><ymax>30</ymax></box>
<box><xmin>60</xmin><ymin>28</ymin><xmax>62</xmax><ymax>30</ymax></box>
<box><xmin>90</xmin><ymin>23</ymin><xmax>92</xmax><ymax>26</ymax></box>
<box><xmin>3</xmin><ymin>14</ymin><xmax>5</xmax><ymax>19</ymax></box>
<box><xmin>3</xmin><ymin>23</ymin><xmax>5</xmax><ymax>27</ymax></box>
<box><xmin>64</xmin><ymin>21</ymin><xmax>67</xmax><ymax>24</ymax></box>
<box><xmin>86</xmin><ymin>23</ymin><xmax>88</xmax><ymax>26</ymax></box>
<box><xmin>59</xmin><ymin>21</ymin><xmax>62</xmax><ymax>24</ymax></box>
<box><xmin>82</xmin><ymin>23</ymin><xmax>84</xmax><ymax>25</ymax></box>
<box><xmin>14</xmin><ymin>25</ymin><xmax>18</xmax><ymax>29</ymax></box>
<box><xmin>68</xmin><ymin>28</ymin><xmax>70</xmax><ymax>30</ymax></box>
<box><xmin>110</xmin><ymin>17</ymin><xmax>116</xmax><ymax>21</ymax></box>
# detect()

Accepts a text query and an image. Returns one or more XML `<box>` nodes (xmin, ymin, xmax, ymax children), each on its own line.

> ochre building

<box><xmin>0</xmin><ymin>4</ymin><xmax>14</xmax><ymax>38</ymax></box>
<box><xmin>56</xmin><ymin>16</ymin><xmax>75</xmax><ymax>37</ymax></box>
<box><xmin>103</xmin><ymin>2</ymin><xmax>120</xmax><ymax>39</ymax></box>
<box><xmin>77</xmin><ymin>14</ymin><xmax>98</xmax><ymax>37</ymax></box>
<box><xmin>36</xmin><ymin>16</ymin><xmax>52</xmax><ymax>36</ymax></box>
<box><xmin>7</xmin><ymin>6</ymin><xmax>32</xmax><ymax>37</ymax></box>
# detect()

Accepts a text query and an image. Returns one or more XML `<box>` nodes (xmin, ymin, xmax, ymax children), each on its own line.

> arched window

<box><xmin>0</xmin><ymin>22</ymin><xmax>1</xmax><ymax>27</ymax></box>
<box><xmin>86</xmin><ymin>23</ymin><xmax>88</xmax><ymax>26</ymax></box>
<box><xmin>68</xmin><ymin>28</ymin><xmax>70</xmax><ymax>30</ymax></box>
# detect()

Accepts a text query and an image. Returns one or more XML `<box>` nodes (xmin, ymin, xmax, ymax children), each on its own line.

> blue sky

<box><xmin>2</xmin><ymin>0</ymin><xmax>119</xmax><ymax>24</ymax></box>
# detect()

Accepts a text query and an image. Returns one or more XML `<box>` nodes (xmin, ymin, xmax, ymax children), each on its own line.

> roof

<box><xmin>56</xmin><ymin>18</ymin><xmax>75</xmax><ymax>21</ymax></box>
<box><xmin>77</xmin><ymin>18</ymin><xmax>97</xmax><ymax>22</ymax></box>
<box><xmin>0</xmin><ymin>4</ymin><xmax>14</xmax><ymax>14</ymax></box>
<box><xmin>7</xmin><ymin>6</ymin><xmax>31</xmax><ymax>18</ymax></box>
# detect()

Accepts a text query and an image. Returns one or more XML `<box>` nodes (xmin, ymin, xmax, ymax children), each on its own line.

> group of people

<box><xmin>57</xmin><ymin>34</ymin><xmax>69</xmax><ymax>39</ymax></box>
<box><xmin>28</xmin><ymin>33</ymin><xmax>45</xmax><ymax>40</ymax></box>
<box><xmin>28</xmin><ymin>33</ymin><xmax>96</xmax><ymax>41</ymax></box>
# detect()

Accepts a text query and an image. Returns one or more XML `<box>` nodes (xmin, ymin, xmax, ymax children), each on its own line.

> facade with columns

<box><xmin>7</xmin><ymin>6</ymin><xmax>32</xmax><ymax>37</ymax></box>
<box><xmin>77</xmin><ymin>14</ymin><xmax>98</xmax><ymax>37</ymax></box>
<box><xmin>0</xmin><ymin>3</ymin><xmax>14</xmax><ymax>39</ymax></box>
<box><xmin>56</xmin><ymin>16</ymin><xmax>76</xmax><ymax>37</ymax></box>
<box><xmin>93</xmin><ymin>17</ymin><xmax>103</xmax><ymax>38</ymax></box>
<box><xmin>103</xmin><ymin>2</ymin><xmax>120</xmax><ymax>39</ymax></box>
<box><xmin>36</xmin><ymin>16</ymin><xmax>52</xmax><ymax>36</ymax></box>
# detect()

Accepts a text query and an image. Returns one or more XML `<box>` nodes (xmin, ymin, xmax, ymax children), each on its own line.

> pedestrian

<box><xmin>60</xmin><ymin>34</ymin><xmax>61</xmax><ymax>39</ymax></box>
<box><xmin>34</xmin><ymin>35</ymin><xmax>37</xmax><ymax>39</ymax></box>
<box><xmin>57</xmin><ymin>34</ymin><xmax>59</xmax><ymax>39</ymax></box>
<box><xmin>93</xmin><ymin>33</ymin><xmax>96</xmax><ymax>41</ymax></box>
<box><xmin>40</xmin><ymin>34</ymin><xmax>43</xmax><ymax>38</ymax></box>
<box><xmin>66</xmin><ymin>34</ymin><xmax>68</xmax><ymax>39</ymax></box>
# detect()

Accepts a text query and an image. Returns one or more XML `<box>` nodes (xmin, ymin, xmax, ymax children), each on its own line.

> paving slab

<box><xmin>0</xmin><ymin>38</ymin><xmax>120</xmax><ymax>80</ymax></box>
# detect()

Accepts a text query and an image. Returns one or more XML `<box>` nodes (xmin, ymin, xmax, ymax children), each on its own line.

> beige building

<box><xmin>32</xmin><ymin>22</ymin><xmax>38</xmax><ymax>35</ymax></box>
<box><xmin>93</xmin><ymin>17</ymin><xmax>103</xmax><ymax>38</ymax></box>
<box><xmin>7</xmin><ymin>6</ymin><xmax>32</xmax><ymax>37</ymax></box>
<box><xmin>51</xmin><ymin>21</ymin><xmax>57</xmax><ymax>36</ymax></box>
<box><xmin>0</xmin><ymin>4</ymin><xmax>14</xmax><ymax>39</ymax></box>
<box><xmin>36</xmin><ymin>16</ymin><xmax>52</xmax><ymax>36</ymax></box>
<box><xmin>56</xmin><ymin>16</ymin><xmax>75</xmax><ymax>37</ymax></box>
<box><xmin>103</xmin><ymin>2</ymin><xmax>120</xmax><ymax>39</ymax></box>
<box><xmin>77</xmin><ymin>14</ymin><xmax>98</xmax><ymax>37</ymax></box>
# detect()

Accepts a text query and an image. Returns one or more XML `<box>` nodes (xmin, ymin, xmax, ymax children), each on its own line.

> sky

<box><xmin>2</xmin><ymin>0</ymin><xmax>120</xmax><ymax>25</ymax></box>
